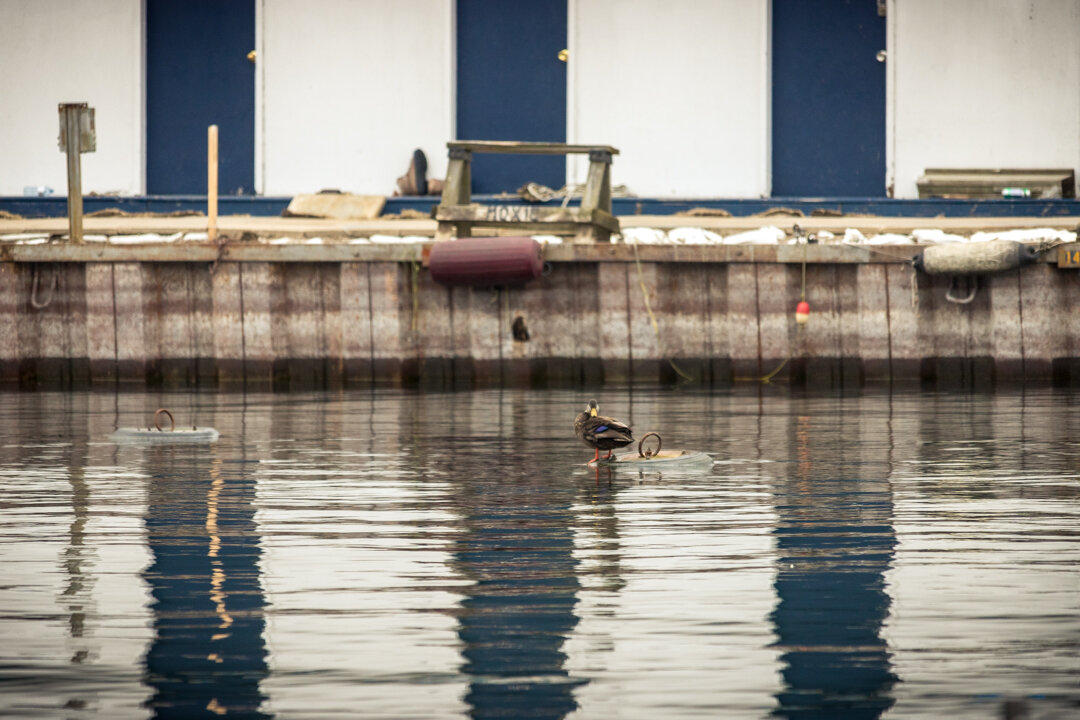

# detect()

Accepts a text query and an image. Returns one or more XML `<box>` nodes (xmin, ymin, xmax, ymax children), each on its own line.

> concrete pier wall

<box><xmin>3</xmin><ymin>248</ymin><xmax>1078</xmax><ymax>389</ymax></box>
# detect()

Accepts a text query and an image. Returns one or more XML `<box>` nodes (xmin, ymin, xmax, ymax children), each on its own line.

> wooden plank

<box><xmin>320</xmin><ymin>264</ymin><xmax>343</xmax><ymax>384</ymax></box>
<box><xmin>240</xmin><ymin>262</ymin><xmax>273</xmax><ymax>384</ymax></box>
<box><xmin>448</xmin><ymin>141</ymin><xmax>618</xmax><ymax>155</ymax></box>
<box><xmin>112</xmin><ymin>262</ymin><xmax>146</xmax><ymax>382</ymax></box>
<box><xmin>28</xmin><ymin>265</ymin><xmax>66</xmax><ymax>368</ymax></box>
<box><xmin>189</xmin><ymin>264</ymin><xmax>215</xmax><ymax>383</ymax></box>
<box><xmin>1050</xmin><ymin>261</ymin><xmax>1080</xmax><ymax>384</ymax></box>
<box><xmin>514</xmin><ymin>262</ymin><xmax>580</xmax><ymax>383</ymax></box>
<box><xmin>0</xmin><ymin>263</ymin><xmax>18</xmax><ymax>381</ymax></box>
<box><xmin>210</xmin><ymin>262</ymin><xmax>245</xmax><ymax>382</ymax></box>
<box><xmin>153</xmin><ymin>263</ymin><xmax>198</xmax><ymax>383</ymax></box>
<box><xmin>502</xmin><ymin>285</ymin><xmax>531</xmax><ymax>387</ymax></box>
<box><xmin>60</xmin><ymin>264</ymin><xmax>88</xmax><ymax>385</ymax></box>
<box><xmin>885</xmin><ymin>263</ymin><xmax>920</xmax><ymax>379</ymax></box>
<box><xmin>284</xmin><ymin>193</ymin><xmax>386</xmax><ymax>220</ymax></box>
<box><xmin>413</xmin><ymin>267</ymin><xmax>454</xmax><ymax>387</ymax></box>
<box><xmin>988</xmin><ymin>270</ymin><xmax>1023</xmax><ymax>378</ymax></box>
<box><xmin>340</xmin><ymin>263</ymin><xmax>374</xmax><ymax>384</ymax></box>
<box><xmin>597</xmin><ymin>263</ymin><xmax>631</xmax><ymax>383</ymax></box>
<box><xmin>465</xmin><ymin>285</ymin><xmax>504</xmax><ymax>385</ymax></box>
<box><xmin>434</xmin><ymin>204</ymin><xmax>620</xmax><ymax>232</ymax></box>
<box><xmin>568</xmin><ymin>263</ymin><xmax>602</xmax><ymax>384</ymax></box>
<box><xmin>270</xmin><ymin>262</ymin><xmax>337</xmax><ymax>387</ymax></box>
<box><xmin>0</xmin><ymin>240</ymin><xmax>929</xmax><ymax>265</ymax></box>
<box><xmin>84</xmin><ymin>263</ymin><xmax>117</xmax><ymax>382</ymax></box>
<box><xmin>626</xmin><ymin>259</ymin><xmax>661</xmax><ymax>383</ymax></box>
<box><xmin>726</xmin><ymin>264</ymin><xmax>760</xmax><ymax>378</ymax></box>
<box><xmin>579</xmin><ymin>156</ymin><xmax>612</xmax><ymax>214</ymax></box>
<box><xmin>855</xmin><ymin>264</ymin><xmax>891</xmax><ymax>380</ymax></box>
<box><xmin>835</xmin><ymin>265</ymin><xmax>861</xmax><ymax>361</ymax></box>
<box><xmin>757</xmin><ymin>264</ymin><xmax>793</xmax><ymax>369</ymax></box>
<box><xmin>654</xmin><ymin>262</ymin><xmax>707</xmax><ymax>369</ymax></box>
<box><xmin>1018</xmin><ymin>264</ymin><xmax>1054</xmax><ymax>377</ymax></box>
<box><xmin>448</xmin><ymin>285</ymin><xmax>473</xmax><ymax>385</ymax></box>
<box><xmin>803</xmin><ymin>264</ymin><xmax>838</xmax><ymax>358</ymax></box>
<box><xmin>368</xmin><ymin>262</ymin><xmax>404</xmax><ymax>384</ymax></box>
<box><xmin>705</xmin><ymin>264</ymin><xmax>731</xmax><ymax>383</ymax></box>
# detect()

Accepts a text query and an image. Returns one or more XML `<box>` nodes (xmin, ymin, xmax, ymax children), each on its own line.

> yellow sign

<box><xmin>1058</xmin><ymin>244</ymin><xmax>1080</xmax><ymax>268</ymax></box>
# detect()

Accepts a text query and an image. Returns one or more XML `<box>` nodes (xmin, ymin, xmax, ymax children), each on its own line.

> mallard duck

<box><xmin>574</xmin><ymin>399</ymin><xmax>633</xmax><ymax>464</ymax></box>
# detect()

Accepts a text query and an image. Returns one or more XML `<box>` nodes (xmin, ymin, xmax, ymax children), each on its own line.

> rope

<box><xmin>630</xmin><ymin>239</ymin><xmax>695</xmax><ymax>382</ymax></box>
<box><xmin>801</xmin><ymin>240</ymin><xmax>807</xmax><ymax>302</ymax></box>
<box><xmin>735</xmin><ymin>229</ymin><xmax>807</xmax><ymax>384</ymax></box>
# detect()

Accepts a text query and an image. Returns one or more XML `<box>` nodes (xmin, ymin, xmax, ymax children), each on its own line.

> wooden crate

<box><xmin>917</xmin><ymin>168</ymin><xmax>1075</xmax><ymax>199</ymax></box>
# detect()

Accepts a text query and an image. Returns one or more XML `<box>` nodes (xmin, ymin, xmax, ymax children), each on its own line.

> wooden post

<box><xmin>207</xmin><ymin>125</ymin><xmax>219</xmax><ymax>243</ymax></box>
<box><xmin>59</xmin><ymin>104</ymin><xmax>87</xmax><ymax>243</ymax></box>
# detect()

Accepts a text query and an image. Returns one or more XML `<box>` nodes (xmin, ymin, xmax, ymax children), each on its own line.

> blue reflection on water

<box><xmin>448</xmin><ymin>437</ymin><xmax>586</xmax><ymax>719</ymax></box>
<box><xmin>770</xmin><ymin>414</ymin><xmax>896</xmax><ymax>719</ymax></box>
<box><xmin>142</xmin><ymin>447</ymin><xmax>270</xmax><ymax>719</ymax></box>
<box><xmin>2</xmin><ymin>389</ymin><xmax>1078</xmax><ymax>718</ymax></box>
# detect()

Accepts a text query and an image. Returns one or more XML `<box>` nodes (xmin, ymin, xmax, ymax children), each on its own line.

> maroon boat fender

<box><xmin>428</xmin><ymin>236</ymin><xmax>544</xmax><ymax>287</ymax></box>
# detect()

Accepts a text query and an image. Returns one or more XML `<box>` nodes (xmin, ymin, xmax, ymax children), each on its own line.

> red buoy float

<box><xmin>795</xmin><ymin>300</ymin><xmax>810</xmax><ymax>325</ymax></box>
<box><xmin>428</xmin><ymin>236</ymin><xmax>543</xmax><ymax>287</ymax></box>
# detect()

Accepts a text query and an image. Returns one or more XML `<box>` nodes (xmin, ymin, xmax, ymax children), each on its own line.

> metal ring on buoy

<box><xmin>154</xmin><ymin>408</ymin><xmax>175</xmax><ymax>432</ymax></box>
<box><xmin>638</xmin><ymin>431</ymin><xmax>662</xmax><ymax>458</ymax></box>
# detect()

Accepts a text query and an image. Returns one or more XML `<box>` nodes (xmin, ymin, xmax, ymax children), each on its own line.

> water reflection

<box><xmin>1</xmin><ymin>389</ymin><xmax>1078</xmax><ymax>719</ymax></box>
<box><xmin>141</xmin><ymin>443</ymin><xmax>270</xmax><ymax>718</ymax></box>
<box><xmin>770</xmin><ymin>403</ymin><xmax>897</xmax><ymax>718</ymax></box>
<box><xmin>61</xmin><ymin>428</ymin><xmax>95</xmax><ymax>713</ymax></box>
<box><xmin>435</xmin><ymin>394</ymin><xmax>585</xmax><ymax>719</ymax></box>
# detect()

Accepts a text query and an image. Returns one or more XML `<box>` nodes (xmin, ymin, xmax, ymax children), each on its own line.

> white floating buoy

<box><xmin>594</xmin><ymin>432</ymin><xmax>712</xmax><ymax>469</ymax></box>
<box><xmin>110</xmin><ymin>408</ymin><xmax>220</xmax><ymax>444</ymax></box>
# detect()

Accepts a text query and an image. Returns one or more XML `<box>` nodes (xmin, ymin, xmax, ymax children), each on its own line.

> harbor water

<box><xmin>0</xmin><ymin>387</ymin><xmax>1077</xmax><ymax>718</ymax></box>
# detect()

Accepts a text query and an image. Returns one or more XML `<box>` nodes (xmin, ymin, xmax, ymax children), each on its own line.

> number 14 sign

<box><xmin>1059</xmin><ymin>244</ymin><xmax>1080</xmax><ymax>268</ymax></box>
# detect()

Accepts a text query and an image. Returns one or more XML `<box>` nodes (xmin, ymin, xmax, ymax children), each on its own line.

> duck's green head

<box><xmin>586</xmin><ymin>399</ymin><xmax>599</xmax><ymax>417</ymax></box>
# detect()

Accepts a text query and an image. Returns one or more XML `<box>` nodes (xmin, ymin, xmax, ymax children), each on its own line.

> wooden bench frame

<box><xmin>434</xmin><ymin>141</ymin><xmax>620</xmax><ymax>243</ymax></box>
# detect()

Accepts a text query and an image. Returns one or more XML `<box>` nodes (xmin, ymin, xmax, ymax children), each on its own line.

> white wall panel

<box><xmin>569</xmin><ymin>0</ymin><xmax>770</xmax><ymax>198</ymax></box>
<box><xmin>259</xmin><ymin>0</ymin><xmax>452</xmax><ymax>196</ymax></box>
<box><xmin>891</xmin><ymin>0</ymin><xmax>1080</xmax><ymax>198</ymax></box>
<box><xmin>0</xmin><ymin>0</ymin><xmax>143</xmax><ymax>195</ymax></box>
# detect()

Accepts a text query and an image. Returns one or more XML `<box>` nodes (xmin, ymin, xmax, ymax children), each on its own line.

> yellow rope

<box><xmin>631</xmin><ymin>240</ymin><xmax>695</xmax><ymax>382</ymax></box>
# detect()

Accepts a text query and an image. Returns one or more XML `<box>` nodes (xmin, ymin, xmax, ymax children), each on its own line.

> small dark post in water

<box><xmin>58</xmin><ymin>103</ymin><xmax>95</xmax><ymax>244</ymax></box>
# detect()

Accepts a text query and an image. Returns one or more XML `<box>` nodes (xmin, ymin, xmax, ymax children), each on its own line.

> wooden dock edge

<box><xmin>1</xmin><ymin>248</ymin><xmax>1078</xmax><ymax>389</ymax></box>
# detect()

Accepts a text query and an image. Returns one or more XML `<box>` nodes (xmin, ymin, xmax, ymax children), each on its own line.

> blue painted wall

<box><xmin>772</xmin><ymin>0</ymin><xmax>887</xmax><ymax>197</ymax></box>
<box><xmin>146</xmin><ymin>0</ymin><xmax>256</xmax><ymax>195</ymax></box>
<box><xmin>456</xmin><ymin>0</ymin><xmax>568</xmax><ymax>194</ymax></box>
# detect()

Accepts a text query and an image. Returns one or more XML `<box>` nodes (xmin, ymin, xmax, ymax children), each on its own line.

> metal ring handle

<box><xmin>638</xmin><ymin>431</ymin><xmax>662</xmax><ymax>458</ymax></box>
<box><xmin>945</xmin><ymin>275</ymin><xmax>978</xmax><ymax>304</ymax></box>
<box><xmin>154</xmin><ymin>408</ymin><xmax>175</xmax><ymax>432</ymax></box>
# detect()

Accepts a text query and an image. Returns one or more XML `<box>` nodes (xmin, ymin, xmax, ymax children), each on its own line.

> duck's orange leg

<box><xmin>589</xmin><ymin>448</ymin><xmax>600</xmax><ymax>465</ymax></box>
<box><xmin>605</xmin><ymin>450</ymin><xmax>614</xmax><ymax>460</ymax></box>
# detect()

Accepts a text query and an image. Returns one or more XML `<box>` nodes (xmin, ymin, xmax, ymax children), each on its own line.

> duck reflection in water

<box><xmin>447</xmin><ymin>435</ymin><xmax>586</xmax><ymax>719</ymax></box>
<box><xmin>770</xmin><ymin>413</ymin><xmax>897</xmax><ymax>718</ymax></box>
<box><xmin>141</xmin><ymin>446</ymin><xmax>270</xmax><ymax>719</ymax></box>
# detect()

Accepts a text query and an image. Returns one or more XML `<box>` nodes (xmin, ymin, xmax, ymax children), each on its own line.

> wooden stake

<box><xmin>207</xmin><ymin>124</ymin><xmax>219</xmax><ymax>243</ymax></box>
<box><xmin>62</xmin><ymin>106</ymin><xmax>84</xmax><ymax>243</ymax></box>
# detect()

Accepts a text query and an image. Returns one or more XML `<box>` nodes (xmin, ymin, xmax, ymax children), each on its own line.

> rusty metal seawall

<box><xmin>2</xmin><ymin>242</ymin><xmax>1079</xmax><ymax>389</ymax></box>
